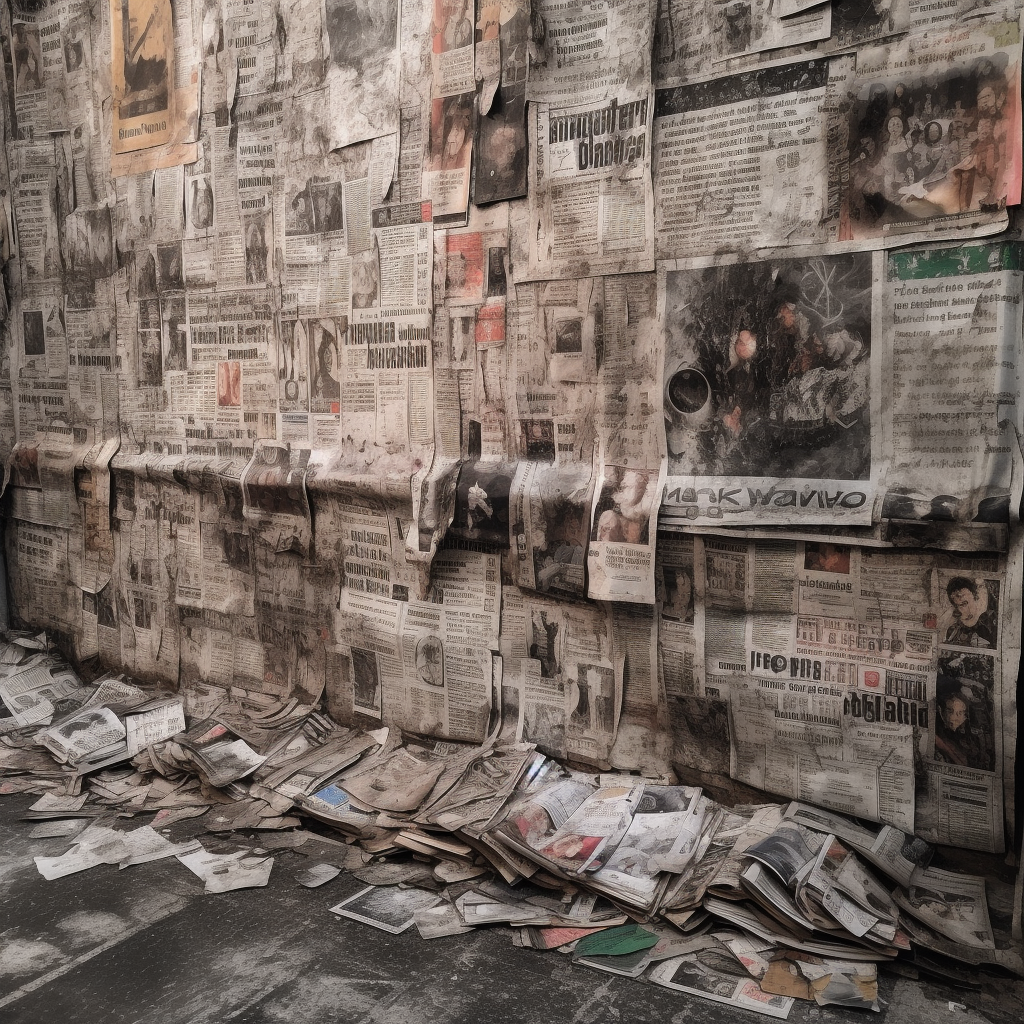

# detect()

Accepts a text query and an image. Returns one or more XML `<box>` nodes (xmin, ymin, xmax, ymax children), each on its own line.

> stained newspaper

<box><xmin>1</xmin><ymin>0</ymin><xmax>1023</xmax><ymax>896</ymax></box>
<box><xmin>677</xmin><ymin>535</ymin><xmax>1022</xmax><ymax>852</ymax></box>
<box><xmin>653</xmin><ymin>18</ymin><xmax>1023</xmax><ymax>258</ymax></box>
<box><xmin>660</xmin><ymin>252</ymin><xmax>882</xmax><ymax>527</ymax></box>
<box><xmin>109</xmin><ymin>0</ymin><xmax>200</xmax><ymax>174</ymax></box>
<box><xmin>522</xmin><ymin>93</ymin><xmax>655</xmax><ymax>282</ymax></box>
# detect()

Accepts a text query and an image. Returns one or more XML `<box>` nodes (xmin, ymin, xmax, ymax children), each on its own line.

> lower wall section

<box><xmin>3</xmin><ymin>466</ymin><xmax>1020</xmax><ymax>855</ymax></box>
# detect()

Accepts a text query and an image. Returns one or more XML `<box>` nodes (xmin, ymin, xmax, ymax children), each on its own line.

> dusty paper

<box><xmin>522</xmin><ymin>93</ymin><xmax>655</xmax><ymax>282</ymax></box>
<box><xmin>696</xmin><ymin>535</ymin><xmax>1017</xmax><ymax>851</ymax></box>
<box><xmin>653</xmin><ymin>56</ymin><xmax>850</xmax><ymax>259</ymax></box>
<box><xmin>336</xmin><ymin>582</ymin><xmax>496</xmax><ymax>743</ymax></box>
<box><xmin>660</xmin><ymin>252</ymin><xmax>881</xmax><ymax>527</ymax></box>
<box><xmin>587</xmin><ymin>274</ymin><xmax>664</xmax><ymax>603</ymax></box>
<box><xmin>879</xmin><ymin>237</ymin><xmax>1024</xmax><ymax>526</ymax></box>
<box><xmin>839</xmin><ymin>18</ymin><xmax>1023</xmax><ymax>247</ymax></box>
<box><xmin>324</xmin><ymin>0</ymin><xmax>401</xmax><ymax>149</ymax></box>
<box><xmin>527</xmin><ymin>0</ymin><xmax>656</xmax><ymax>108</ymax></box>
<box><xmin>109</xmin><ymin>0</ymin><xmax>200</xmax><ymax>173</ymax></box>
<box><xmin>654</xmin><ymin>20</ymin><xmax>1023</xmax><ymax>258</ymax></box>
<box><xmin>473</xmin><ymin>1</ymin><xmax>529</xmax><ymax>205</ymax></box>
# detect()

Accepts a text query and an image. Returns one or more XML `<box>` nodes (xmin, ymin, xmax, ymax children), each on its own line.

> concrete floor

<box><xmin>1</xmin><ymin>794</ymin><xmax>1021</xmax><ymax>1024</ymax></box>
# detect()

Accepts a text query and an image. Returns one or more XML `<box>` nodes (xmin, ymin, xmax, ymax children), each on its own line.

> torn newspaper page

<box><xmin>324</xmin><ymin>1</ymin><xmax>401</xmax><ymax>149</ymax></box>
<box><xmin>109</xmin><ymin>0</ymin><xmax>200</xmax><ymax>175</ymax></box>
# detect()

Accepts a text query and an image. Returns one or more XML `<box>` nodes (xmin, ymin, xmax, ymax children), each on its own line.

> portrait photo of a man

<box><xmin>943</xmin><ymin>576</ymin><xmax>998</xmax><ymax>649</ymax></box>
<box><xmin>933</xmin><ymin>653</ymin><xmax>996</xmax><ymax>773</ymax></box>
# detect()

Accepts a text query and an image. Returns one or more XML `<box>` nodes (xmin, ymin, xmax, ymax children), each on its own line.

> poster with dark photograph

<box><xmin>519</xmin><ymin>420</ymin><xmax>555</xmax><ymax>462</ymax></box>
<box><xmin>156</xmin><ymin>242</ymin><xmax>184</xmax><ymax>291</ymax></box>
<box><xmin>449</xmin><ymin>460</ymin><xmax>514</xmax><ymax>548</ymax></box>
<box><xmin>161</xmin><ymin>296</ymin><xmax>187</xmax><ymax>372</ymax></box>
<box><xmin>187</xmin><ymin>175</ymin><xmax>214</xmax><ymax>234</ymax></box>
<box><xmin>474</xmin><ymin>72</ymin><xmax>528</xmax><ymax>205</ymax></box>
<box><xmin>311</xmin><ymin>181</ymin><xmax>345</xmax><ymax>234</ymax></box>
<box><xmin>428</xmin><ymin>92</ymin><xmax>475</xmax><ymax>174</ymax></box>
<box><xmin>843</xmin><ymin>39</ymin><xmax>1022</xmax><ymax>241</ymax></box>
<box><xmin>64</xmin><ymin>207</ymin><xmax>115</xmax><ymax>280</ymax></box>
<box><xmin>22</xmin><ymin>310</ymin><xmax>45</xmax><ymax>356</ymax></box>
<box><xmin>591</xmin><ymin>468</ymin><xmax>657</xmax><ymax>545</ymax></box>
<box><xmin>352</xmin><ymin>647</ymin><xmax>382</xmax><ymax>714</ymax></box>
<box><xmin>137</xmin><ymin>328</ymin><xmax>162</xmax><ymax>387</ymax></box>
<box><xmin>9</xmin><ymin>443</ymin><xmax>41</xmax><ymax>490</ymax></box>
<box><xmin>351</xmin><ymin>251</ymin><xmax>379</xmax><ymax>310</ymax></box>
<box><xmin>514</xmin><ymin>460</ymin><xmax>591</xmax><ymax>598</ymax></box>
<box><xmin>110</xmin><ymin>0</ymin><xmax>178</xmax><ymax>156</ymax></box>
<box><xmin>529</xmin><ymin>610</ymin><xmax>561</xmax><ymax>680</ymax></box>
<box><xmin>669</xmin><ymin>696</ymin><xmax>729</xmax><ymax>775</ymax></box>
<box><xmin>414</xmin><ymin>635</ymin><xmax>444</xmax><ymax>688</ymax></box>
<box><xmin>570</xmin><ymin>663</ymin><xmax>615</xmax><ymax>735</ymax></box>
<box><xmin>938</xmin><ymin>574</ymin><xmax>999</xmax><ymax>651</ymax></box>
<box><xmin>307</xmin><ymin>318</ymin><xmax>342</xmax><ymax>413</ymax></box>
<box><xmin>13</xmin><ymin>22</ymin><xmax>44</xmax><ymax>95</ymax></box>
<box><xmin>804</xmin><ymin>542</ymin><xmax>851</xmax><ymax>575</ymax></box>
<box><xmin>662</xmin><ymin>565</ymin><xmax>694</xmax><ymax>623</ymax></box>
<box><xmin>279</xmin><ymin>318</ymin><xmax>310</xmax><ymax>412</ymax></box>
<box><xmin>662</xmin><ymin>253</ymin><xmax>877</xmax><ymax>524</ymax></box>
<box><xmin>243</xmin><ymin>213</ymin><xmax>270</xmax><ymax>285</ymax></box>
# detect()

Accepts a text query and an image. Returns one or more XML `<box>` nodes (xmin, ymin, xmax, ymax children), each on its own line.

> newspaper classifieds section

<box><xmin>653</xmin><ymin>58</ymin><xmax>843</xmax><ymax>259</ymax></box>
<box><xmin>696</xmin><ymin>536</ymin><xmax>1012</xmax><ymax>851</ymax></box>
<box><xmin>660</xmin><ymin>252</ymin><xmax>883</xmax><ymax>528</ymax></box>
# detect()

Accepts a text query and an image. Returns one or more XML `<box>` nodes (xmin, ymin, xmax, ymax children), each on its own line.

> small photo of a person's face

<box><xmin>947</xmin><ymin>580</ymin><xmax>982</xmax><ymax>626</ymax></box>
<box><xmin>942</xmin><ymin>695</ymin><xmax>968</xmax><ymax>732</ymax></box>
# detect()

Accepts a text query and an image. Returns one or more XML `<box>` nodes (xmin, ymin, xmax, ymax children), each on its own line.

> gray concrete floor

<box><xmin>1</xmin><ymin>794</ymin><xmax>1021</xmax><ymax>1024</ymax></box>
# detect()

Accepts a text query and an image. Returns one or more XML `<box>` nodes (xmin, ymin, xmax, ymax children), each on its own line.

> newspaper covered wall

<box><xmin>664</xmin><ymin>534</ymin><xmax>1023</xmax><ymax>852</ymax></box>
<box><xmin>653</xmin><ymin>18</ymin><xmax>1024</xmax><ymax>258</ymax></box>
<box><xmin>0</xmin><ymin>0</ymin><xmax>1022</xmax><ymax>863</ymax></box>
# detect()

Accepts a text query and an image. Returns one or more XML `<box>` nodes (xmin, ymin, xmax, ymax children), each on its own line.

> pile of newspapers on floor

<box><xmin>2</xmin><ymin>634</ymin><xmax>1020</xmax><ymax>1018</ymax></box>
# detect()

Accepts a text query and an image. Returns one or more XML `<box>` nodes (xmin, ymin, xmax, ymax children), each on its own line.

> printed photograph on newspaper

<box><xmin>840</xmin><ymin>19</ymin><xmax>1023</xmax><ymax>246</ymax></box>
<box><xmin>660</xmin><ymin>252</ymin><xmax>881</xmax><ymax>525</ymax></box>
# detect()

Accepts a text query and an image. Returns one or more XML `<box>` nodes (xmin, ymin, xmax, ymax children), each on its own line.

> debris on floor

<box><xmin>2</xmin><ymin>631</ymin><xmax>1021</xmax><ymax>1019</ymax></box>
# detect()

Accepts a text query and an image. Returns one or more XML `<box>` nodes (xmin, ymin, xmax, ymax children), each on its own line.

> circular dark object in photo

<box><xmin>668</xmin><ymin>368</ymin><xmax>710</xmax><ymax>414</ymax></box>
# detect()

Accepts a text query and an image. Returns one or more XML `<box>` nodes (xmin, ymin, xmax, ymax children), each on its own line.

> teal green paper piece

<box><xmin>572</xmin><ymin>923</ymin><xmax>659</xmax><ymax>958</ymax></box>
